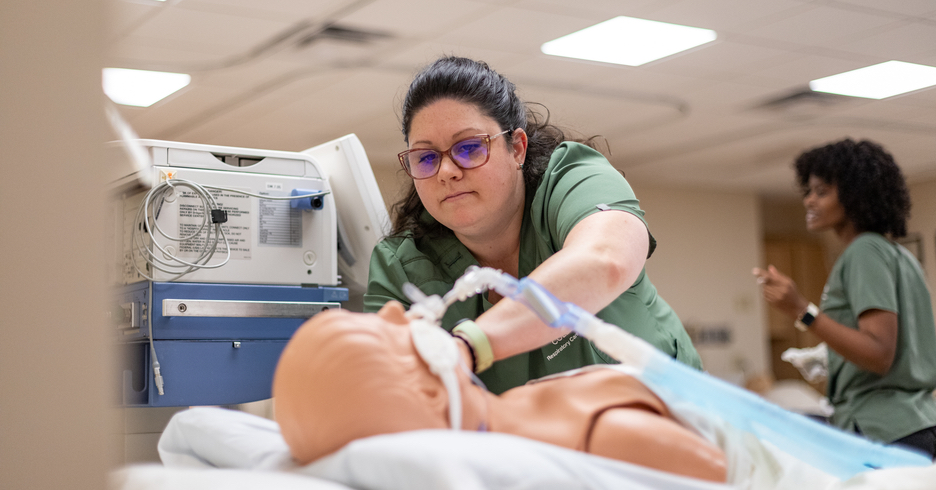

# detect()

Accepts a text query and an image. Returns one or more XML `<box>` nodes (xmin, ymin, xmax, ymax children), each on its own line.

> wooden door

<box><xmin>763</xmin><ymin>237</ymin><xmax>829</xmax><ymax>389</ymax></box>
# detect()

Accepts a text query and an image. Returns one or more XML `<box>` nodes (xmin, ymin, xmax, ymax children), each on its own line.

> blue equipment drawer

<box><xmin>151</xmin><ymin>282</ymin><xmax>347</xmax><ymax>340</ymax></box>
<box><xmin>120</xmin><ymin>339</ymin><xmax>288</xmax><ymax>407</ymax></box>
<box><xmin>115</xmin><ymin>281</ymin><xmax>348</xmax><ymax>407</ymax></box>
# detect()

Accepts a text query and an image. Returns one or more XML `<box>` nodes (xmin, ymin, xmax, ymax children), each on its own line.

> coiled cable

<box><xmin>131</xmin><ymin>177</ymin><xmax>329</xmax><ymax>282</ymax></box>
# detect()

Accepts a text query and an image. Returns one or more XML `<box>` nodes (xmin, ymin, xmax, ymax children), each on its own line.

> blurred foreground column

<box><xmin>0</xmin><ymin>1</ymin><xmax>112</xmax><ymax>489</ymax></box>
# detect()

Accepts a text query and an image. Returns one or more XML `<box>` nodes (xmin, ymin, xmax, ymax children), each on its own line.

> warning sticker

<box><xmin>176</xmin><ymin>188</ymin><xmax>252</xmax><ymax>260</ymax></box>
<box><xmin>258</xmin><ymin>192</ymin><xmax>302</xmax><ymax>247</ymax></box>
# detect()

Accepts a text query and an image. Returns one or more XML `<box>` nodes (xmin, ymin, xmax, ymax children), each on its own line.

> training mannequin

<box><xmin>273</xmin><ymin>302</ymin><xmax>727</xmax><ymax>483</ymax></box>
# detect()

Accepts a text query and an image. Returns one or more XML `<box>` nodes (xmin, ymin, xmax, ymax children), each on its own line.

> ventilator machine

<box><xmin>109</xmin><ymin>134</ymin><xmax>389</xmax><ymax>408</ymax></box>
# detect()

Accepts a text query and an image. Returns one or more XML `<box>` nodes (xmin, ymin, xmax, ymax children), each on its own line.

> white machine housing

<box><xmin>115</xmin><ymin>140</ymin><xmax>337</xmax><ymax>287</ymax></box>
<box><xmin>303</xmin><ymin>134</ymin><xmax>391</xmax><ymax>300</ymax></box>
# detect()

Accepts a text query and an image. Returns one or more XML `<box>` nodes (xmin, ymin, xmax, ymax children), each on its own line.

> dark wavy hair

<box><xmin>391</xmin><ymin>56</ymin><xmax>599</xmax><ymax>239</ymax></box>
<box><xmin>794</xmin><ymin>138</ymin><xmax>910</xmax><ymax>238</ymax></box>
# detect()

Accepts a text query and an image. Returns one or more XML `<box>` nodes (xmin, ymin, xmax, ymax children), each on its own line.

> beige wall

<box><xmin>907</xmin><ymin>178</ymin><xmax>936</xmax><ymax>306</ymax></box>
<box><xmin>373</xmin><ymin>163</ymin><xmax>411</xmax><ymax>212</ymax></box>
<box><xmin>0</xmin><ymin>1</ymin><xmax>112</xmax><ymax>489</ymax></box>
<box><xmin>634</xmin><ymin>187</ymin><xmax>770</xmax><ymax>383</ymax></box>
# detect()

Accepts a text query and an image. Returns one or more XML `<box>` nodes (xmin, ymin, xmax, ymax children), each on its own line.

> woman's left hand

<box><xmin>752</xmin><ymin>265</ymin><xmax>809</xmax><ymax>319</ymax></box>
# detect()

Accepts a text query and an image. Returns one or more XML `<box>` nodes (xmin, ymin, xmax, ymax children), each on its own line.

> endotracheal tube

<box><xmin>402</xmin><ymin>283</ymin><xmax>462</xmax><ymax>431</ymax></box>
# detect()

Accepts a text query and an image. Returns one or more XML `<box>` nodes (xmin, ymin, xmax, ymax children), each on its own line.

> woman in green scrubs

<box><xmin>364</xmin><ymin>56</ymin><xmax>701</xmax><ymax>394</ymax></box>
<box><xmin>755</xmin><ymin>139</ymin><xmax>936</xmax><ymax>458</ymax></box>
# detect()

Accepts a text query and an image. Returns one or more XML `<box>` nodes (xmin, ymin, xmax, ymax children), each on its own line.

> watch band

<box><xmin>794</xmin><ymin>302</ymin><xmax>820</xmax><ymax>332</ymax></box>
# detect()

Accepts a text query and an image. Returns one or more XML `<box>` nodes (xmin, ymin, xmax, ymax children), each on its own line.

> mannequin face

<box><xmin>273</xmin><ymin>302</ymin><xmax>484</xmax><ymax>464</ymax></box>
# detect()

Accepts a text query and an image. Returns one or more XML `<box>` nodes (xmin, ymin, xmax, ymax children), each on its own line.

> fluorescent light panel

<box><xmin>809</xmin><ymin>61</ymin><xmax>936</xmax><ymax>99</ymax></box>
<box><xmin>541</xmin><ymin>16</ymin><xmax>717</xmax><ymax>67</ymax></box>
<box><xmin>103</xmin><ymin>68</ymin><xmax>191</xmax><ymax>107</ymax></box>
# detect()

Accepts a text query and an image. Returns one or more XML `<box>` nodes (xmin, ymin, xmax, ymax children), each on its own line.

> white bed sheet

<box><xmin>111</xmin><ymin>465</ymin><xmax>354</xmax><ymax>490</ymax></box>
<box><xmin>113</xmin><ymin>406</ymin><xmax>936</xmax><ymax>490</ymax></box>
<box><xmin>144</xmin><ymin>406</ymin><xmax>729</xmax><ymax>490</ymax></box>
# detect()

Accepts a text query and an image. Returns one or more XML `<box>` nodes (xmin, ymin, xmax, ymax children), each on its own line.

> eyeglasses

<box><xmin>398</xmin><ymin>130</ymin><xmax>513</xmax><ymax>180</ymax></box>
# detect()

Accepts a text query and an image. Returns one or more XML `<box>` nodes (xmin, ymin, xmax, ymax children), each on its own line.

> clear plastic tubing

<box><xmin>462</xmin><ymin>266</ymin><xmax>932</xmax><ymax>479</ymax></box>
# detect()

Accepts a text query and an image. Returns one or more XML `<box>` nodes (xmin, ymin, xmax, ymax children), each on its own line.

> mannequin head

<box><xmin>273</xmin><ymin>302</ymin><xmax>485</xmax><ymax>464</ymax></box>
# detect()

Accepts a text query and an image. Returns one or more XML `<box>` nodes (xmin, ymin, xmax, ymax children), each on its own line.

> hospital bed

<box><xmin>110</xmin><ymin>392</ymin><xmax>936</xmax><ymax>490</ymax></box>
<box><xmin>111</xmin><ymin>270</ymin><xmax>935</xmax><ymax>490</ymax></box>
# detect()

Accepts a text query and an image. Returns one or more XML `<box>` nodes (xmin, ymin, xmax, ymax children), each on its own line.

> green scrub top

<box><xmin>364</xmin><ymin>142</ymin><xmax>702</xmax><ymax>394</ymax></box>
<box><xmin>821</xmin><ymin>232</ymin><xmax>936</xmax><ymax>443</ymax></box>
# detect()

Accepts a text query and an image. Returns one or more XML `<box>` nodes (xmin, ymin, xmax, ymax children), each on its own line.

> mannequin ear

<box><xmin>416</xmin><ymin>378</ymin><xmax>451</xmax><ymax>425</ymax></box>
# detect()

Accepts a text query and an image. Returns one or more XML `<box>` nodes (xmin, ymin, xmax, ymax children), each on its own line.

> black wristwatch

<box><xmin>794</xmin><ymin>303</ymin><xmax>820</xmax><ymax>332</ymax></box>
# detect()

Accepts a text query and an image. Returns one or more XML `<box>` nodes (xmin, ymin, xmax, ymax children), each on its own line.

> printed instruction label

<box><xmin>176</xmin><ymin>188</ymin><xmax>252</xmax><ymax>260</ymax></box>
<box><xmin>258</xmin><ymin>192</ymin><xmax>302</xmax><ymax>247</ymax></box>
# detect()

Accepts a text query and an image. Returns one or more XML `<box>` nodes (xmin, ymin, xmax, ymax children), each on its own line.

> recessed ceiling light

<box><xmin>541</xmin><ymin>16</ymin><xmax>717</xmax><ymax>67</ymax></box>
<box><xmin>809</xmin><ymin>61</ymin><xmax>936</xmax><ymax>99</ymax></box>
<box><xmin>102</xmin><ymin>68</ymin><xmax>191</xmax><ymax>107</ymax></box>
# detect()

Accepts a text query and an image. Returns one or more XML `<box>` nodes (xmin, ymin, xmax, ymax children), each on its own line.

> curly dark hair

<box><xmin>794</xmin><ymin>138</ymin><xmax>910</xmax><ymax>238</ymax></box>
<box><xmin>391</xmin><ymin>56</ymin><xmax>599</xmax><ymax>239</ymax></box>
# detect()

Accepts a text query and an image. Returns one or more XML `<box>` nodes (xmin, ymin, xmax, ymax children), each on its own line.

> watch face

<box><xmin>801</xmin><ymin>312</ymin><xmax>816</xmax><ymax>327</ymax></box>
<box><xmin>799</xmin><ymin>303</ymin><xmax>820</xmax><ymax>328</ymax></box>
<box><xmin>795</xmin><ymin>304</ymin><xmax>819</xmax><ymax>331</ymax></box>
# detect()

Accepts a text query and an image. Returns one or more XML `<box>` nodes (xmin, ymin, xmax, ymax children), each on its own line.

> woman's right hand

<box><xmin>753</xmin><ymin>265</ymin><xmax>809</xmax><ymax>319</ymax></box>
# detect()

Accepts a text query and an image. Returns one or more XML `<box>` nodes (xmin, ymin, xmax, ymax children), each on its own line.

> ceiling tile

<box><xmin>337</xmin><ymin>0</ymin><xmax>494</xmax><ymax>39</ymax></box>
<box><xmin>740</xmin><ymin>53</ymin><xmax>871</xmax><ymax>86</ymax></box>
<box><xmin>643</xmin><ymin>0</ymin><xmax>810</xmax><ymax>33</ymax></box>
<box><xmin>164</xmin><ymin>71</ymin><xmax>359</xmax><ymax>141</ymax></box>
<box><xmin>179</xmin><ymin>0</ymin><xmax>362</xmax><ymax>23</ymax></box>
<box><xmin>515</xmin><ymin>85</ymin><xmax>684</xmax><ymax>139</ymax></box>
<box><xmin>173</xmin><ymin>68</ymin><xmax>405</xmax><ymax>151</ymax></box>
<box><xmin>503</xmin><ymin>56</ymin><xmax>690</xmax><ymax>97</ymax></box>
<box><xmin>833</xmin><ymin>94</ymin><xmax>936</xmax><ymax>122</ymax></box>
<box><xmin>828</xmin><ymin>21</ymin><xmax>936</xmax><ymax>61</ymax></box>
<box><xmin>591</xmin><ymin>62</ymin><xmax>718</xmax><ymax>93</ymax></box>
<box><xmin>373</xmin><ymin>41</ymin><xmax>528</xmax><ymax>73</ymax></box>
<box><xmin>638</xmin><ymin>40</ymin><xmax>799</xmax><ymax>82</ymax></box>
<box><xmin>510</xmin><ymin>0</ymin><xmax>668</xmax><ymax>19</ymax></box>
<box><xmin>191</xmin><ymin>59</ymin><xmax>306</xmax><ymax>89</ymax></box>
<box><xmin>117</xmin><ymin>84</ymin><xmax>242</xmax><ymax>139</ymax></box>
<box><xmin>107</xmin><ymin>37</ymin><xmax>230</xmax><ymax>68</ymax></box>
<box><xmin>832</xmin><ymin>0</ymin><xmax>936</xmax><ymax>17</ymax></box>
<box><xmin>176</xmin><ymin>0</ymin><xmax>350</xmax><ymax>22</ymax></box>
<box><xmin>124</xmin><ymin>5</ymin><xmax>294</xmax><ymax>58</ymax></box>
<box><xmin>684</xmin><ymin>80</ymin><xmax>799</xmax><ymax>113</ymax></box>
<box><xmin>743</xmin><ymin>5</ymin><xmax>899</xmax><ymax>47</ymax></box>
<box><xmin>434</xmin><ymin>8</ymin><xmax>600</xmax><ymax>55</ymax></box>
<box><xmin>109</xmin><ymin>1</ymin><xmax>162</xmax><ymax>39</ymax></box>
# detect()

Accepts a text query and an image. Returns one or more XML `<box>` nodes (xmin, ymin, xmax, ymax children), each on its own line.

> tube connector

<box><xmin>290</xmin><ymin>188</ymin><xmax>326</xmax><ymax>210</ymax></box>
<box><xmin>403</xmin><ymin>283</ymin><xmax>446</xmax><ymax>324</ymax></box>
<box><xmin>153</xmin><ymin>365</ymin><xmax>165</xmax><ymax>396</ymax></box>
<box><xmin>443</xmin><ymin>266</ymin><xmax>518</xmax><ymax>307</ymax></box>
